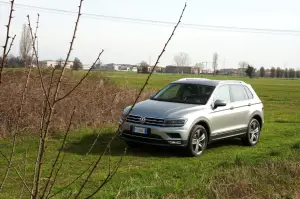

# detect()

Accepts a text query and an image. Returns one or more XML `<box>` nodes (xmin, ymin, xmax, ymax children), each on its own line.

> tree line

<box><xmin>0</xmin><ymin>23</ymin><xmax>85</xmax><ymax>70</ymax></box>
<box><xmin>244</xmin><ymin>64</ymin><xmax>300</xmax><ymax>78</ymax></box>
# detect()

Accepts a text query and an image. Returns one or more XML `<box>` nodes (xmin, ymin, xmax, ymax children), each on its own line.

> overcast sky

<box><xmin>0</xmin><ymin>0</ymin><xmax>300</xmax><ymax>69</ymax></box>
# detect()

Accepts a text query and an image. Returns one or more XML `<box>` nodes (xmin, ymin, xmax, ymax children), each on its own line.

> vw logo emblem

<box><xmin>140</xmin><ymin>117</ymin><xmax>146</xmax><ymax>124</ymax></box>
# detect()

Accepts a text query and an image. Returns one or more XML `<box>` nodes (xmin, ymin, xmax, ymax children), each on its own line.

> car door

<box><xmin>229</xmin><ymin>84</ymin><xmax>252</xmax><ymax>132</ymax></box>
<box><xmin>209</xmin><ymin>85</ymin><xmax>236</xmax><ymax>138</ymax></box>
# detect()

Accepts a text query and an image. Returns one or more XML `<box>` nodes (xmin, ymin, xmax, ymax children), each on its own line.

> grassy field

<box><xmin>1</xmin><ymin>71</ymin><xmax>300</xmax><ymax>199</ymax></box>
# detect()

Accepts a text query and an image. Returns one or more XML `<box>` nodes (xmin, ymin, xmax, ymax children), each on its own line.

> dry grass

<box><xmin>207</xmin><ymin>161</ymin><xmax>300</xmax><ymax>199</ymax></box>
<box><xmin>0</xmin><ymin>69</ymin><xmax>153</xmax><ymax>138</ymax></box>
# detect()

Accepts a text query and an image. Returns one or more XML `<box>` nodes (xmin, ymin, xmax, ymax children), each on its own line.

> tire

<box><xmin>242</xmin><ymin>118</ymin><xmax>261</xmax><ymax>146</ymax></box>
<box><xmin>125</xmin><ymin>141</ymin><xmax>141</xmax><ymax>148</ymax></box>
<box><xmin>186</xmin><ymin>125</ymin><xmax>208</xmax><ymax>157</ymax></box>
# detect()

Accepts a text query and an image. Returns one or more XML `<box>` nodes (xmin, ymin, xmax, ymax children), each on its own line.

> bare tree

<box><xmin>20</xmin><ymin>24</ymin><xmax>33</xmax><ymax>67</ymax></box>
<box><xmin>55</xmin><ymin>58</ymin><xmax>63</xmax><ymax>69</ymax></box>
<box><xmin>93</xmin><ymin>59</ymin><xmax>102</xmax><ymax>70</ymax></box>
<box><xmin>238</xmin><ymin>61</ymin><xmax>248</xmax><ymax>76</ymax></box>
<box><xmin>173</xmin><ymin>52</ymin><xmax>190</xmax><ymax>66</ymax></box>
<box><xmin>0</xmin><ymin>0</ymin><xmax>188</xmax><ymax>198</ymax></box>
<box><xmin>0</xmin><ymin>0</ymin><xmax>15</xmax><ymax>83</ymax></box>
<box><xmin>138</xmin><ymin>61</ymin><xmax>149</xmax><ymax>73</ymax></box>
<box><xmin>195</xmin><ymin>62</ymin><xmax>204</xmax><ymax>74</ymax></box>
<box><xmin>73</xmin><ymin>57</ymin><xmax>83</xmax><ymax>70</ymax></box>
<box><xmin>212</xmin><ymin>52</ymin><xmax>218</xmax><ymax>75</ymax></box>
<box><xmin>260</xmin><ymin>67</ymin><xmax>265</xmax><ymax>77</ymax></box>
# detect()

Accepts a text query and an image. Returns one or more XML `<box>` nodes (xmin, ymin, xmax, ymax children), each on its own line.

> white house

<box><xmin>46</xmin><ymin>60</ymin><xmax>73</xmax><ymax>69</ymax></box>
<box><xmin>132</xmin><ymin>67</ymin><xmax>138</xmax><ymax>72</ymax></box>
<box><xmin>100</xmin><ymin>63</ymin><xmax>120</xmax><ymax>71</ymax></box>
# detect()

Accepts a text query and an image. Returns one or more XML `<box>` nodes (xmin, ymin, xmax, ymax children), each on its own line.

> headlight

<box><xmin>162</xmin><ymin>119</ymin><xmax>187</xmax><ymax>127</ymax></box>
<box><xmin>119</xmin><ymin>113</ymin><xmax>127</xmax><ymax>124</ymax></box>
<box><xmin>119</xmin><ymin>106</ymin><xmax>132</xmax><ymax>124</ymax></box>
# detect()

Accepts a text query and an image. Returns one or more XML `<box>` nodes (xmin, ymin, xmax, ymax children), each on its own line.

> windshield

<box><xmin>152</xmin><ymin>83</ymin><xmax>215</xmax><ymax>105</ymax></box>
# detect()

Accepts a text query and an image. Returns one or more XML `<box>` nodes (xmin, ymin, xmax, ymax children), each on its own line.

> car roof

<box><xmin>172</xmin><ymin>78</ymin><xmax>246</xmax><ymax>87</ymax></box>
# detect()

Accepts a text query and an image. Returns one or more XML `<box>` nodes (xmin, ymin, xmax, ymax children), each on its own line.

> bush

<box><xmin>0</xmin><ymin>69</ymin><xmax>153</xmax><ymax>137</ymax></box>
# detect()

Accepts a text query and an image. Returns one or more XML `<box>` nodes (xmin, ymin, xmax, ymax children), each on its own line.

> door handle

<box><xmin>230</xmin><ymin>106</ymin><xmax>234</xmax><ymax>110</ymax></box>
<box><xmin>248</xmin><ymin>103</ymin><xmax>252</xmax><ymax>106</ymax></box>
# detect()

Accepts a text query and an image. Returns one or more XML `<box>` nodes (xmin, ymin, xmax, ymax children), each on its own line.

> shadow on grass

<box><xmin>274</xmin><ymin>120</ymin><xmax>300</xmax><ymax>124</ymax></box>
<box><xmin>63</xmin><ymin>132</ymin><xmax>187</xmax><ymax>157</ymax></box>
<box><xmin>63</xmin><ymin>132</ymin><xmax>246</xmax><ymax>158</ymax></box>
<box><xmin>207</xmin><ymin>138</ymin><xmax>244</xmax><ymax>150</ymax></box>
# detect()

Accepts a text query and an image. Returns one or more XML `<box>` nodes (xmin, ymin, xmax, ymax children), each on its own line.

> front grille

<box><xmin>126</xmin><ymin>115</ymin><xmax>164</xmax><ymax>126</ymax></box>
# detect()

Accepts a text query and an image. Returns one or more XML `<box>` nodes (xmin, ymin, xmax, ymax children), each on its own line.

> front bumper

<box><xmin>119</xmin><ymin>122</ymin><xmax>189</xmax><ymax>147</ymax></box>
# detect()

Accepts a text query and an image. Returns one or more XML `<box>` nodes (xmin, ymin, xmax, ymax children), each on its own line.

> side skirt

<box><xmin>209</xmin><ymin>128</ymin><xmax>247</xmax><ymax>143</ymax></box>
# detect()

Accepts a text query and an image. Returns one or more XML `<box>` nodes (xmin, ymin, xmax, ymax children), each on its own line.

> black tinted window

<box><xmin>244</xmin><ymin>85</ymin><xmax>253</xmax><ymax>99</ymax></box>
<box><xmin>153</xmin><ymin>83</ymin><xmax>215</xmax><ymax>105</ymax></box>
<box><xmin>213</xmin><ymin>85</ymin><xmax>231</xmax><ymax>103</ymax></box>
<box><xmin>230</xmin><ymin>85</ymin><xmax>249</xmax><ymax>102</ymax></box>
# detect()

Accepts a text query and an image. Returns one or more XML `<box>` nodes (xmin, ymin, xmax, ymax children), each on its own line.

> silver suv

<box><xmin>119</xmin><ymin>78</ymin><xmax>264</xmax><ymax>157</ymax></box>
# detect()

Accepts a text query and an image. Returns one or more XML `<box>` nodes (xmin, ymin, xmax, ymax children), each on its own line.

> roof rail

<box><xmin>177</xmin><ymin>78</ymin><xmax>210</xmax><ymax>81</ymax></box>
<box><xmin>218</xmin><ymin>80</ymin><xmax>244</xmax><ymax>84</ymax></box>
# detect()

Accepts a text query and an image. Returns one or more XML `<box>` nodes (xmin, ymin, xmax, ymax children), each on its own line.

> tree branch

<box><xmin>41</xmin><ymin>106</ymin><xmax>76</xmax><ymax>198</ymax></box>
<box><xmin>0</xmin><ymin>68</ymin><xmax>31</xmax><ymax>192</ymax></box>
<box><xmin>53</xmin><ymin>0</ymin><xmax>84</xmax><ymax>104</ymax></box>
<box><xmin>47</xmin><ymin>160</ymin><xmax>96</xmax><ymax>199</ymax></box>
<box><xmin>0</xmin><ymin>151</ymin><xmax>32</xmax><ymax>196</ymax></box>
<box><xmin>32</xmin><ymin>1</ymin><xmax>84</xmax><ymax>197</ymax></box>
<box><xmin>73</xmin><ymin>2</ymin><xmax>187</xmax><ymax>198</ymax></box>
<box><xmin>84</xmin><ymin>149</ymin><xmax>127</xmax><ymax>199</ymax></box>
<box><xmin>5</xmin><ymin>34</ymin><xmax>16</xmax><ymax>57</ymax></box>
<box><xmin>27</xmin><ymin>14</ymin><xmax>52</xmax><ymax>109</ymax></box>
<box><xmin>18</xmin><ymin>150</ymin><xmax>28</xmax><ymax>199</ymax></box>
<box><xmin>55</xmin><ymin>49</ymin><xmax>104</xmax><ymax>103</ymax></box>
<box><xmin>0</xmin><ymin>0</ymin><xmax>15</xmax><ymax>83</ymax></box>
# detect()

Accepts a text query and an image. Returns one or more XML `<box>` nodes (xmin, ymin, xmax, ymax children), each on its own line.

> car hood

<box><xmin>128</xmin><ymin>99</ymin><xmax>206</xmax><ymax>118</ymax></box>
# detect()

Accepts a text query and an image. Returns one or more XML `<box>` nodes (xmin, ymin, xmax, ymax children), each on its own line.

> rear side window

<box><xmin>244</xmin><ymin>85</ymin><xmax>254</xmax><ymax>99</ymax></box>
<box><xmin>213</xmin><ymin>85</ymin><xmax>231</xmax><ymax>103</ymax></box>
<box><xmin>230</xmin><ymin>85</ymin><xmax>249</xmax><ymax>102</ymax></box>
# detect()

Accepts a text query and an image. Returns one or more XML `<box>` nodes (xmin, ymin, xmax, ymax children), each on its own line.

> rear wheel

<box><xmin>186</xmin><ymin>125</ymin><xmax>208</xmax><ymax>157</ymax></box>
<box><xmin>242</xmin><ymin>118</ymin><xmax>261</xmax><ymax>146</ymax></box>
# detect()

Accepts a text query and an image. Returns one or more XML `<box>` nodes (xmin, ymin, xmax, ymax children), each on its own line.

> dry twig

<box><xmin>41</xmin><ymin>106</ymin><xmax>76</xmax><ymax>198</ymax></box>
<box><xmin>0</xmin><ymin>68</ymin><xmax>32</xmax><ymax>192</ymax></box>
<box><xmin>74</xmin><ymin>2</ymin><xmax>187</xmax><ymax>198</ymax></box>
<box><xmin>55</xmin><ymin>49</ymin><xmax>104</xmax><ymax>103</ymax></box>
<box><xmin>5</xmin><ymin>34</ymin><xmax>16</xmax><ymax>57</ymax></box>
<box><xmin>0</xmin><ymin>151</ymin><xmax>32</xmax><ymax>196</ymax></box>
<box><xmin>0</xmin><ymin>0</ymin><xmax>15</xmax><ymax>83</ymax></box>
<box><xmin>53</xmin><ymin>0</ymin><xmax>84</xmax><ymax>104</ymax></box>
<box><xmin>18</xmin><ymin>150</ymin><xmax>28</xmax><ymax>199</ymax></box>
<box><xmin>27</xmin><ymin>14</ymin><xmax>51</xmax><ymax>108</ymax></box>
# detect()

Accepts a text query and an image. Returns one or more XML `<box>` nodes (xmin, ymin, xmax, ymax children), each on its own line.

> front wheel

<box><xmin>186</xmin><ymin>125</ymin><xmax>208</xmax><ymax>157</ymax></box>
<box><xmin>242</xmin><ymin>118</ymin><xmax>261</xmax><ymax>146</ymax></box>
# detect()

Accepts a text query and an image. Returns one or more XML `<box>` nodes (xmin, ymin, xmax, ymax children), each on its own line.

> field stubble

<box><xmin>0</xmin><ymin>70</ymin><xmax>300</xmax><ymax>198</ymax></box>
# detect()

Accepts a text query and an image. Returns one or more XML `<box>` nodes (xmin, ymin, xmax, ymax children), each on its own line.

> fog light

<box><xmin>168</xmin><ymin>140</ymin><xmax>182</xmax><ymax>145</ymax></box>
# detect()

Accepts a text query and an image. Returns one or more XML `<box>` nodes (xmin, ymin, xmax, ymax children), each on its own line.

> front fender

<box><xmin>189</xmin><ymin>116</ymin><xmax>212</xmax><ymax>138</ymax></box>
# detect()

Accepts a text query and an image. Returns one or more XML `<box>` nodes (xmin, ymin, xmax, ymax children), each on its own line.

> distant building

<box><xmin>237</xmin><ymin>67</ymin><xmax>247</xmax><ymax>76</ymax></box>
<box><xmin>100</xmin><ymin>63</ymin><xmax>140</xmax><ymax>71</ymax></box>
<box><xmin>218</xmin><ymin>68</ymin><xmax>238</xmax><ymax>76</ymax></box>
<box><xmin>132</xmin><ymin>67</ymin><xmax>138</xmax><ymax>72</ymax></box>
<box><xmin>45</xmin><ymin>60</ymin><xmax>73</xmax><ymax>68</ymax></box>
<box><xmin>99</xmin><ymin>63</ymin><xmax>120</xmax><ymax>71</ymax></box>
<box><xmin>165</xmin><ymin>65</ymin><xmax>198</xmax><ymax>74</ymax></box>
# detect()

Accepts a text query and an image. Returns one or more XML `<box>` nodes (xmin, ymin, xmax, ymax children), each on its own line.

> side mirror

<box><xmin>213</xmin><ymin>99</ymin><xmax>227</xmax><ymax>109</ymax></box>
<box><xmin>150</xmin><ymin>93</ymin><xmax>156</xmax><ymax>99</ymax></box>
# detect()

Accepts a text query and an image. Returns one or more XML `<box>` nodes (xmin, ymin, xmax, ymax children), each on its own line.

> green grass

<box><xmin>1</xmin><ymin>71</ymin><xmax>300</xmax><ymax>198</ymax></box>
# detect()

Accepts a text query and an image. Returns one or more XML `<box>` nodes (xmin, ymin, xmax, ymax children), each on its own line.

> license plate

<box><xmin>133</xmin><ymin>127</ymin><xmax>147</xmax><ymax>134</ymax></box>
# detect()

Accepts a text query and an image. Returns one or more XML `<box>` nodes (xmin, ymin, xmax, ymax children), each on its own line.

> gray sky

<box><xmin>1</xmin><ymin>0</ymin><xmax>300</xmax><ymax>69</ymax></box>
